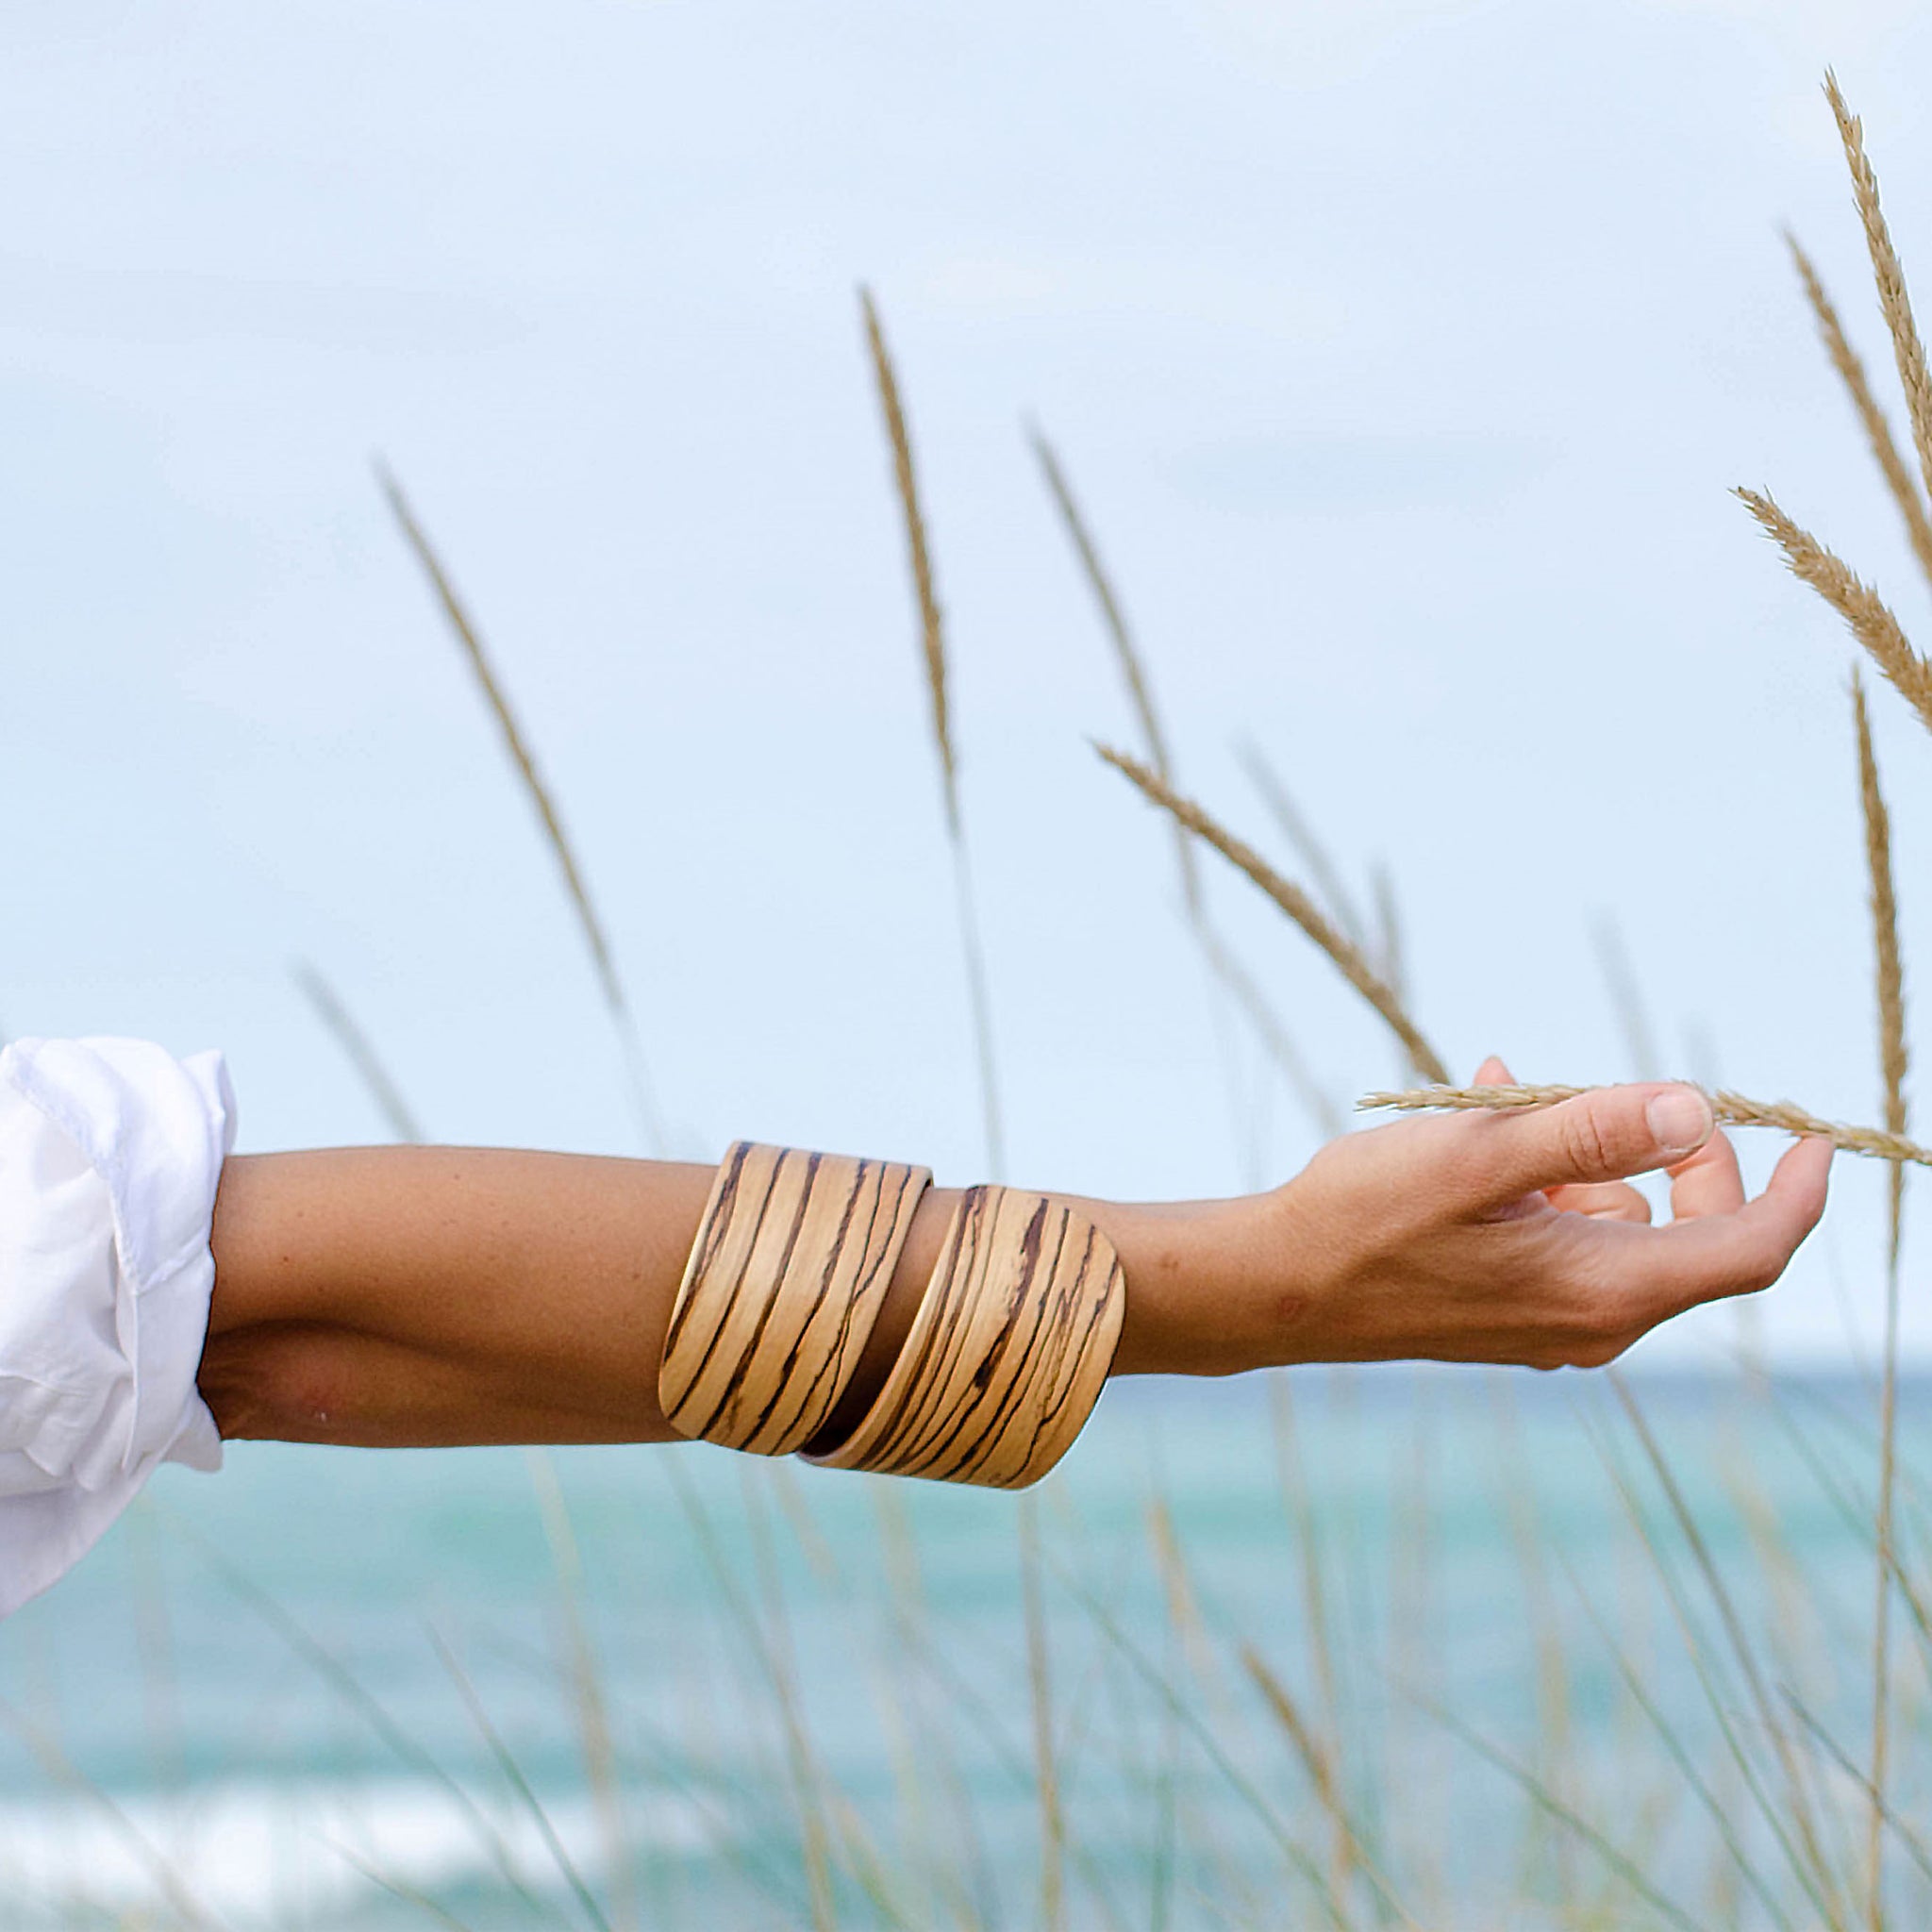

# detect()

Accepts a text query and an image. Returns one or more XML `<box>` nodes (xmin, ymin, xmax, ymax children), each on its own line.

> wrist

<box><xmin>811</xmin><ymin>1176</ymin><xmax>1290</xmax><ymax>1432</ymax></box>
<box><xmin>1084</xmin><ymin>1192</ymin><xmax>1281</xmax><ymax>1378</ymax></box>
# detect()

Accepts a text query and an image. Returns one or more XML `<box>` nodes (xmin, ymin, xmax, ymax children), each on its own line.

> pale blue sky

<box><xmin>3</xmin><ymin>0</ymin><xmax>1930</xmax><ymax>1358</ymax></box>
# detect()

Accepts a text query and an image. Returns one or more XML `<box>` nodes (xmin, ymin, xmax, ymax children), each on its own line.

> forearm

<box><xmin>198</xmin><ymin>1147</ymin><xmax>1249</xmax><ymax>1447</ymax></box>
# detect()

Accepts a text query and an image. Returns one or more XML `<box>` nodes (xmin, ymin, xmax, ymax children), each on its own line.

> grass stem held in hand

<box><xmin>1360</xmin><ymin>1083</ymin><xmax>1932</xmax><ymax>1169</ymax></box>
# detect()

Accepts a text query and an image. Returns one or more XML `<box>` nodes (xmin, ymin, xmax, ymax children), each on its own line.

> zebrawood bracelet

<box><xmin>806</xmin><ymin>1183</ymin><xmax>1126</xmax><ymax>1491</ymax></box>
<box><xmin>658</xmin><ymin>1141</ymin><xmax>931</xmax><ymax>1457</ymax></box>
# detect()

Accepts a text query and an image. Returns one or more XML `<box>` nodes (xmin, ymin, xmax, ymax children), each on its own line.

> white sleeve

<box><xmin>0</xmin><ymin>1037</ymin><xmax>235</xmax><ymax>1619</ymax></box>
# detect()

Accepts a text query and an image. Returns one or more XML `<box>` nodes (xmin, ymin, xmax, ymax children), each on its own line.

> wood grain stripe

<box><xmin>807</xmin><ymin>1185</ymin><xmax>1125</xmax><ymax>1491</ymax></box>
<box><xmin>658</xmin><ymin>1141</ymin><xmax>931</xmax><ymax>1457</ymax></box>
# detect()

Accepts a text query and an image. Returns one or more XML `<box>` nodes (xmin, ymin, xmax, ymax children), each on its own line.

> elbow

<box><xmin>196</xmin><ymin>1324</ymin><xmax>358</xmax><ymax>1443</ymax></box>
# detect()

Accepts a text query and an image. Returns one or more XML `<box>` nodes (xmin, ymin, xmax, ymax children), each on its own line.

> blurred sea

<box><xmin>0</xmin><ymin>1367</ymin><xmax>1917</xmax><ymax>1930</ymax></box>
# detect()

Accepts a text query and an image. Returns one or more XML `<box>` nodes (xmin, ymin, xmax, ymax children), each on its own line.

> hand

<box><xmin>1119</xmin><ymin>1057</ymin><xmax>1832</xmax><ymax>1375</ymax></box>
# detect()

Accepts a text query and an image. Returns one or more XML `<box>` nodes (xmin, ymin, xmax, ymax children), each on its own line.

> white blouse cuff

<box><xmin>0</xmin><ymin>1037</ymin><xmax>235</xmax><ymax>1619</ymax></box>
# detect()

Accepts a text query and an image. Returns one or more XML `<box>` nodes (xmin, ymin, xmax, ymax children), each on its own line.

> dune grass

<box><xmin>12</xmin><ymin>65</ymin><xmax>1932</xmax><ymax>1932</ymax></box>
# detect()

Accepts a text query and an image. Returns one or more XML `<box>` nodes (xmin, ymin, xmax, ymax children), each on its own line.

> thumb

<box><xmin>1482</xmin><ymin>1082</ymin><xmax>1715</xmax><ymax>1199</ymax></box>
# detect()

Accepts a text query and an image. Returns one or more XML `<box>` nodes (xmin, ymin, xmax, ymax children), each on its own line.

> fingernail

<box><xmin>1646</xmin><ymin>1086</ymin><xmax>1713</xmax><ymax>1158</ymax></box>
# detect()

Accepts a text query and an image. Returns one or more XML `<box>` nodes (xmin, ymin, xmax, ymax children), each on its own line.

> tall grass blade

<box><xmin>1053</xmin><ymin>1567</ymin><xmax>1357</xmax><ymax>1931</ymax></box>
<box><xmin>162</xmin><ymin>1509</ymin><xmax>553</xmax><ymax>1922</ymax></box>
<box><xmin>1585</xmin><ymin>1411</ymin><xmax>1839</xmax><ymax>1924</ymax></box>
<box><xmin>1031</xmin><ymin>425</ymin><xmax>1194</xmax><ymax>911</ymax></box>
<box><xmin>1853</xmin><ymin>668</ymin><xmax>1909</xmax><ymax>1929</ymax></box>
<box><xmin>1558</xmin><ymin>1553</ymin><xmax>1799</xmax><ymax>1932</ymax></box>
<box><xmin>1785</xmin><ymin>1690</ymin><xmax>1932</xmax><ymax>1891</ymax></box>
<box><xmin>1412</xmin><ymin>1692</ymin><xmax>1706</xmax><ymax>1932</ymax></box>
<box><xmin>376</xmin><ymin>464</ymin><xmax>666</xmax><ymax>1153</ymax></box>
<box><xmin>1368</xmin><ymin>863</ymin><xmax>1407</xmax><ymax>1010</ymax></box>
<box><xmin>1018</xmin><ymin>1494</ymin><xmax>1066</xmax><ymax>1932</ymax></box>
<box><xmin>1610</xmin><ymin>1376</ymin><xmax>1848</xmax><ymax>1924</ymax></box>
<box><xmin>428</xmin><ymin>1624</ymin><xmax>614</xmax><ymax>1932</ymax></box>
<box><xmin>0</xmin><ymin>1693</ymin><xmax>218</xmax><ymax>1932</ymax></box>
<box><xmin>323</xmin><ymin>1842</ymin><xmax>480</xmax><ymax>1932</ymax></box>
<box><xmin>525</xmin><ymin>1449</ymin><xmax>637</xmax><ymax>1932</ymax></box>
<box><xmin>860</xmin><ymin>291</ymin><xmax>1004</xmax><ymax>1174</ymax></box>
<box><xmin>293</xmin><ymin>960</ymin><xmax>426</xmax><ymax>1143</ymax></box>
<box><xmin>1030</xmin><ymin>429</ymin><xmax>1341</xmax><ymax>1140</ymax></box>
<box><xmin>1239</xmin><ymin>1644</ymin><xmax>1404</xmax><ymax>1921</ymax></box>
<box><xmin>1237</xmin><ymin>741</ymin><xmax>1367</xmax><ymax>947</ymax></box>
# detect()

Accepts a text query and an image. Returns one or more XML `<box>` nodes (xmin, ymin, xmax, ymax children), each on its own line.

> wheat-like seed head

<box><xmin>1032</xmin><ymin>425</ymin><xmax>1200</xmax><ymax>920</ymax></box>
<box><xmin>1852</xmin><ymin>672</ymin><xmax>1909</xmax><ymax>1150</ymax></box>
<box><xmin>1786</xmin><ymin>229</ymin><xmax>1932</xmax><ymax>591</ymax></box>
<box><xmin>860</xmin><ymin>289</ymin><xmax>958</xmax><ymax>839</ymax></box>
<box><xmin>1735</xmin><ymin>487</ymin><xmax>1932</xmax><ymax>738</ymax></box>
<box><xmin>378</xmin><ymin>464</ymin><xmax>666</xmax><ymax>1153</ymax></box>
<box><xmin>1098</xmin><ymin>743</ymin><xmax>1449</xmax><ymax>1085</ymax></box>
<box><xmin>1038</xmin><ymin>431</ymin><xmax>1344</xmax><ymax>1135</ymax></box>
<box><xmin>1824</xmin><ymin>73</ymin><xmax>1932</xmax><ymax>536</ymax></box>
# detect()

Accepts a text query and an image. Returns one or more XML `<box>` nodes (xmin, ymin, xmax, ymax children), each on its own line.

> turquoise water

<box><xmin>0</xmin><ymin>1368</ymin><xmax>1920</xmax><ymax>1929</ymax></box>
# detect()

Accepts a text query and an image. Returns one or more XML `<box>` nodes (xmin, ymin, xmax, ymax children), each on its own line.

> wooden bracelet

<box><xmin>805</xmin><ymin>1184</ymin><xmax>1125</xmax><ymax>1491</ymax></box>
<box><xmin>658</xmin><ymin>1141</ymin><xmax>931</xmax><ymax>1457</ymax></box>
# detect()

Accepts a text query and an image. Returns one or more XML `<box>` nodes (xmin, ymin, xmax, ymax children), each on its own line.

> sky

<box><xmin>2</xmin><ymin>0</ymin><xmax>1931</xmax><ymax>1361</ymax></box>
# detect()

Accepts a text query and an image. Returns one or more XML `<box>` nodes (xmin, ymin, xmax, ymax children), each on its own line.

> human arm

<box><xmin>196</xmin><ymin>1057</ymin><xmax>1831</xmax><ymax>1448</ymax></box>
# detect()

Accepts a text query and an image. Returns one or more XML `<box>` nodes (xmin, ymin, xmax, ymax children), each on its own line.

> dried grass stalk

<box><xmin>292</xmin><ymin>962</ymin><xmax>425</xmax><ymax>1145</ymax></box>
<box><xmin>1853</xmin><ymin>667</ymin><xmax>1908</xmax><ymax>1927</ymax></box>
<box><xmin>1031</xmin><ymin>429</ymin><xmax>1181</xmax><ymax>847</ymax></box>
<box><xmin>377</xmin><ymin>465</ymin><xmax>666</xmax><ymax>1153</ymax></box>
<box><xmin>1853</xmin><ymin>673</ymin><xmax>1910</xmax><ymax>1235</ymax></box>
<box><xmin>1359</xmin><ymin>1081</ymin><xmax>1932</xmax><ymax>1169</ymax></box>
<box><xmin>1197</xmin><ymin>924</ymin><xmax>1345</xmax><ymax>1140</ymax></box>
<box><xmin>862</xmin><ymin>289</ymin><xmax>957</xmax><ymax>836</ymax></box>
<box><xmin>1037</xmin><ymin>429</ymin><xmax>1340</xmax><ymax>1137</ymax></box>
<box><xmin>1735</xmin><ymin>488</ymin><xmax>1932</xmax><ymax>737</ymax></box>
<box><xmin>1787</xmin><ymin>230</ymin><xmax>1932</xmax><ymax>587</ymax></box>
<box><xmin>1370</xmin><ymin>860</ymin><xmax>1407</xmax><ymax>1009</ymax></box>
<box><xmin>1238</xmin><ymin>740</ymin><xmax>1368</xmax><ymax>948</ymax></box>
<box><xmin>1018</xmin><ymin>1495</ymin><xmax>1065</xmax><ymax>1932</ymax></box>
<box><xmin>860</xmin><ymin>292</ymin><xmax>1004</xmax><ymax>1175</ymax></box>
<box><xmin>1098</xmin><ymin>743</ymin><xmax>1450</xmax><ymax>1085</ymax></box>
<box><xmin>1239</xmin><ymin>1646</ymin><xmax>1361</xmax><ymax>1908</ymax></box>
<box><xmin>1824</xmin><ymin>73</ymin><xmax>1932</xmax><ymax>530</ymax></box>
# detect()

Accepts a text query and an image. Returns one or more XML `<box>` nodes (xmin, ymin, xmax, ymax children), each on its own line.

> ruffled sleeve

<box><xmin>0</xmin><ymin>1037</ymin><xmax>235</xmax><ymax>1618</ymax></box>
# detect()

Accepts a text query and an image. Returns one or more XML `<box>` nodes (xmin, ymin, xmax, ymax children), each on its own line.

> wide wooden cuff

<box><xmin>658</xmin><ymin>1141</ymin><xmax>931</xmax><ymax>1457</ymax></box>
<box><xmin>805</xmin><ymin>1184</ymin><xmax>1125</xmax><ymax>1491</ymax></box>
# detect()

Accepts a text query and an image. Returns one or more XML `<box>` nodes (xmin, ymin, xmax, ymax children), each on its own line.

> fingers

<box><xmin>1547</xmin><ymin>1179</ymin><xmax>1653</xmax><ymax>1224</ymax></box>
<box><xmin>1544</xmin><ymin>1125</ymin><xmax>1743</xmax><ymax>1227</ymax></box>
<box><xmin>1469</xmin><ymin>1081</ymin><xmax>1715</xmax><ymax>1205</ymax></box>
<box><xmin>1665</xmin><ymin>1126</ymin><xmax>1745</xmax><ymax>1222</ymax></box>
<box><xmin>1644</xmin><ymin>1135</ymin><xmax>1833</xmax><ymax>1313</ymax></box>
